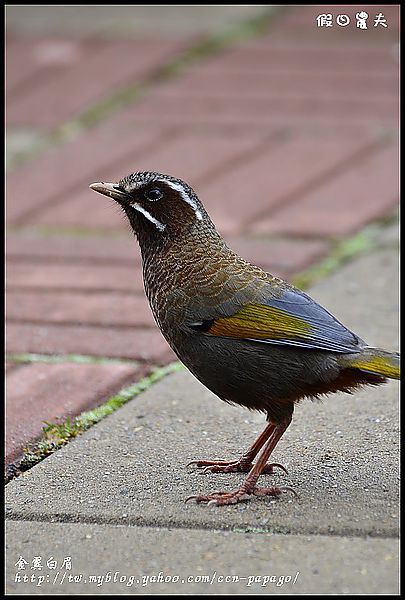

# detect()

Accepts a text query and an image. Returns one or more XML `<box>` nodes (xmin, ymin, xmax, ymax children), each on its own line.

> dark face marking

<box><xmin>116</xmin><ymin>172</ymin><xmax>204</xmax><ymax>236</ymax></box>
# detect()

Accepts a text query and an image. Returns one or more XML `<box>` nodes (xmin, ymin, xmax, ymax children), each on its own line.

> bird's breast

<box><xmin>141</xmin><ymin>238</ymin><xmax>277</xmax><ymax>344</ymax></box>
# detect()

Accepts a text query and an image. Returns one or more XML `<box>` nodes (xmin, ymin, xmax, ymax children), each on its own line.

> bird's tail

<box><xmin>339</xmin><ymin>347</ymin><xmax>400</xmax><ymax>380</ymax></box>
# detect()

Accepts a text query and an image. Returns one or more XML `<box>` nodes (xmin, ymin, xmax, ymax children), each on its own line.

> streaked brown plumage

<box><xmin>90</xmin><ymin>171</ymin><xmax>400</xmax><ymax>506</ymax></box>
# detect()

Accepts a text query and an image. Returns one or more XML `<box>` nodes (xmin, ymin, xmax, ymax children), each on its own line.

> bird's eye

<box><xmin>145</xmin><ymin>188</ymin><xmax>163</xmax><ymax>202</ymax></box>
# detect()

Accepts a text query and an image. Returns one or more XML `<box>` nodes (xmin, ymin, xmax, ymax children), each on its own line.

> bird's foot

<box><xmin>187</xmin><ymin>458</ymin><xmax>288</xmax><ymax>475</ymax></box>
<box><xmin>186</xmin><ymin>485</ymin><xmax>296</xmax><ymax>506</ymax></box>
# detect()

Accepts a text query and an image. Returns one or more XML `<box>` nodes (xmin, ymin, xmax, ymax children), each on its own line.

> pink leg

<box><xmin>188</xmin><ymin>422</ymin><xmax>287</xmax><ymax>475</ymax></box>
<box><xmin>186</xmin><ymin>418</ymin><xmax>295</xmax><ymax>506</ymax></box>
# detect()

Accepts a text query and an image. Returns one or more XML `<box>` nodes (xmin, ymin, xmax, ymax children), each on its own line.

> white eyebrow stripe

<box><xmin>131</xmin><ymin>202</ymin><xmax>166</xmax><ymax>232</ymax></box>
<box><xmin>161</xmin><ymin>180</ymin><xmax>203</xmax><ymax>220</ymax></box>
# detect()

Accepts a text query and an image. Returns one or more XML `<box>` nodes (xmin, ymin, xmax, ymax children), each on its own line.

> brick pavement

<box><xmin>5</xmin><ymin>5</ymin><xmax>399</xmax><ymax>473</ymax></box>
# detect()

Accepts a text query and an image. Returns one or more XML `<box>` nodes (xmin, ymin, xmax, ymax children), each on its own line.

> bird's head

<box><xmin>90</xmin><ymin>171</ymin><xmax>213</xmax><ymax>245</ymax></box>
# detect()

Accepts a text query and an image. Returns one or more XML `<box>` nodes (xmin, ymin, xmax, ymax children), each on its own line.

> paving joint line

<box><xmin>4</xmin><ymin>512</ymin><xmax>399</xmax><ymax>540</ymax></box>
<box><xmin>5</xmin><ymin>352</ymin><xmax>141</xmax><ymax>366</ymax></box>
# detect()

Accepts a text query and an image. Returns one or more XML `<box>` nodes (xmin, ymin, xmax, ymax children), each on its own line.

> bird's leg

<box><xmin>188</xmin><ymin>422</ymin><xmax>287</xmax><ymax>474</ymax></box>
<box><xmin>186</xmin><ymin>418</ymin><xmax>294</xmax><ymax>506</ymax></box>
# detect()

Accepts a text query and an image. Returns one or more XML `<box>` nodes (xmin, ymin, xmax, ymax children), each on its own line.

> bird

<box><xmin>90</xmin><ymin>171</ymin><xmax>400</xmax><ymax>507</ymax></box>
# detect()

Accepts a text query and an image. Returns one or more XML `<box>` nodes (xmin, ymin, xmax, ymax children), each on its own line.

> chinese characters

<box><xmin>316</xmin><ymin>12</ymin><xmax>388</xmax><ymax>28</ymax></box>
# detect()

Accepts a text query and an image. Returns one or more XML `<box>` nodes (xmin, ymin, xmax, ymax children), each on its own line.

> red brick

<box><xmin>122</xmin><ymin>26</ymin><xmax>398</xmax><ymax>131</ymax></box>
<box><xmin>5</xmin><ymin>362</ymin><xmax>21</xmax><ymax>373</ymax></box>
<box><xmin>105</xmin><ymin>128</ymin><xmax>270</xmax><ymax>185</ymax></box>
<box><xmin>228</xmin><ymin>236</ymin><xmax>330</xmax><ymax>276</ymax></box>
<box><xmin>7</xmin><ymin>290</ymin><xmax>155</xmax><ymax>327</ymax></box>
<box><xmin>195</xmin><ymin>40</ymin><xmax>398</xmax><ymax>74</ymax></box>
<box><xmin>7</xmin><ymin>261</ymin><xmax>143</xmax><ymax>292</ymax></box>
<box><xmin>6</xmin><ymin>37</ymin><xmax>102</xmax><ymax>97</ymax></box>
<box><xmin>6</xmin><ymin>37</ymin><xmax>41</xmax><ymax>91</ymax></box>
<box><xmin>31</xmin><ymin>190</ymin><xmax>128</xmax><ymax>230</ymax></box>
<box><xmin>6</xmin><ymin>37</ymin><xmax>47</xmax><ymax>91</ymax></box>
<box><xmin>7</xmin><ymin>119</ymin><xmax>172</xmax><ymax>224</ymax></box>
<box><xmin>31</xmin><ymin>128</ymin><xmax>269</xmax><ymax>229</ymax></box>
<box><xmin>198</xmin><ymin>135</ymin><xmax>372</xmax><ymax>234</ymax></box>
<box><xmin>6</xmin><ymin>233</ymin><xmax>139</xmax><ymax>265</ymax></box>
<box><xmin>128</xmin><ymin>92</ymin><xmax>398</xmax><ymax>129</ymax></box>
<box><xmin>7</xmin><ymin>38</ymin><xmax>191</xmax><ymax>128</ymax></box>
<box><xmin>5</xmin><ymin>361</ymin><xmax>142</xmax><ymax>464</ymax></box>
<box><xmin>6</xmin><ymin>323</ymin><xmax>173</xmax><ymax>362</ymax></box>
<box><xmin>251</xmin><ymin>142</ymin><xmax>399</xmax><ymax>237</ymax></box>
<box><xmin>160</xmin><ymin>68</ymin><xmax>398</xmax><ymax>99</ymax></box>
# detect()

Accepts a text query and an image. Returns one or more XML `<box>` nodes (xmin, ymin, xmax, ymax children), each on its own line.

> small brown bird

<box><xmin>90</xmin><ymin>172</ymin><xmax>400</xmax><ymax>506</ymax></box>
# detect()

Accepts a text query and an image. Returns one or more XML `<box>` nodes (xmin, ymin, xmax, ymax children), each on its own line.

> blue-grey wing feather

<box><xmin>251</xmin><ymin>288</ymin><xmax>364</xmax><ymax>354</ymax></box>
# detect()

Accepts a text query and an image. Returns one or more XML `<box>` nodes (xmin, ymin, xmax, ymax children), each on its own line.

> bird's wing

<box><xmin>189</xmin><ymin>288</ymin><xmax>363</xmax><ymax>354</ymax></box>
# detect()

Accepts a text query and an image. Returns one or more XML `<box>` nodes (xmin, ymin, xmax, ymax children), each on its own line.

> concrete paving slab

<box><xmin>5</xmin><ymin>248</ymin><xmax>399</xmax><ymax>537</ymax></box>
<box><xmin>5</xmin><ymin>521</ymin><xmax>399</xmax><ymax>595</ymax></box>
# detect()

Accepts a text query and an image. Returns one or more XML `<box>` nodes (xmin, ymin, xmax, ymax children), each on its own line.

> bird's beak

<box><xmin>89</xmin><ymin>182</ymin><xmax>130</xmax><ymax>204</ymax></box>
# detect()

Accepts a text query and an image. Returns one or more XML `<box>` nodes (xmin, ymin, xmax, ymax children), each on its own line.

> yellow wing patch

<box><xmin>208</xmin><ymin>303</ymin><xmax>312</xmax><ymax>341</ymax></box>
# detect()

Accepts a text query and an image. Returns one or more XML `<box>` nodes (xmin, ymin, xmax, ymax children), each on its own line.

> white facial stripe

<box><xmin>161</xmin><ymin>180</ymin><xmax>203</xmax><ymax>221</ymax></box>
<box><xmin>131</xmin><ymin>202</ymin><xmax>166</xmax><ymax>232</ymax></box>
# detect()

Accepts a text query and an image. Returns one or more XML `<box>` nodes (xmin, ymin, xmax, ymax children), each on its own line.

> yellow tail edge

<box><xmin>350</xmin><ymin>349</ymin><xmax>400</xmax><ymax>380</ymax></box>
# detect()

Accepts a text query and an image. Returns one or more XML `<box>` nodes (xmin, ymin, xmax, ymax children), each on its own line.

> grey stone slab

<box><xmin>5</xmin><ymin>521</ymin><xmax>399</xmax><ymax>595</ymax></box>
<box><xmin>5</xmin><ymin>248</ymin><xmax>400</xmax><ymax>537</ymax></box>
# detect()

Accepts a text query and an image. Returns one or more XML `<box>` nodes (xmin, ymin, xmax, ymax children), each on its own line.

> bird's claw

<box><xmin>280</xmin><ymin>486</ymin><xmax>299</xmax><ymax>498</ymax></box>
<box><xmin>185</xmin><ymin>484</ymin><xmax>297</xmax><ymax>506</ymax></box>
<box><xmin>187</xmin><ymin>458</ymin><xmax>288</xmax><ymax>475</ymax></box>
<box><xmin>265</xmin><ymin>462</ymin><xmax>289</xmax><ymax>475</ymax></box>
<box><xmin>253</xmin><ymin>485</ymin><xmax>298</xmax><ymax>498</ymax></box>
